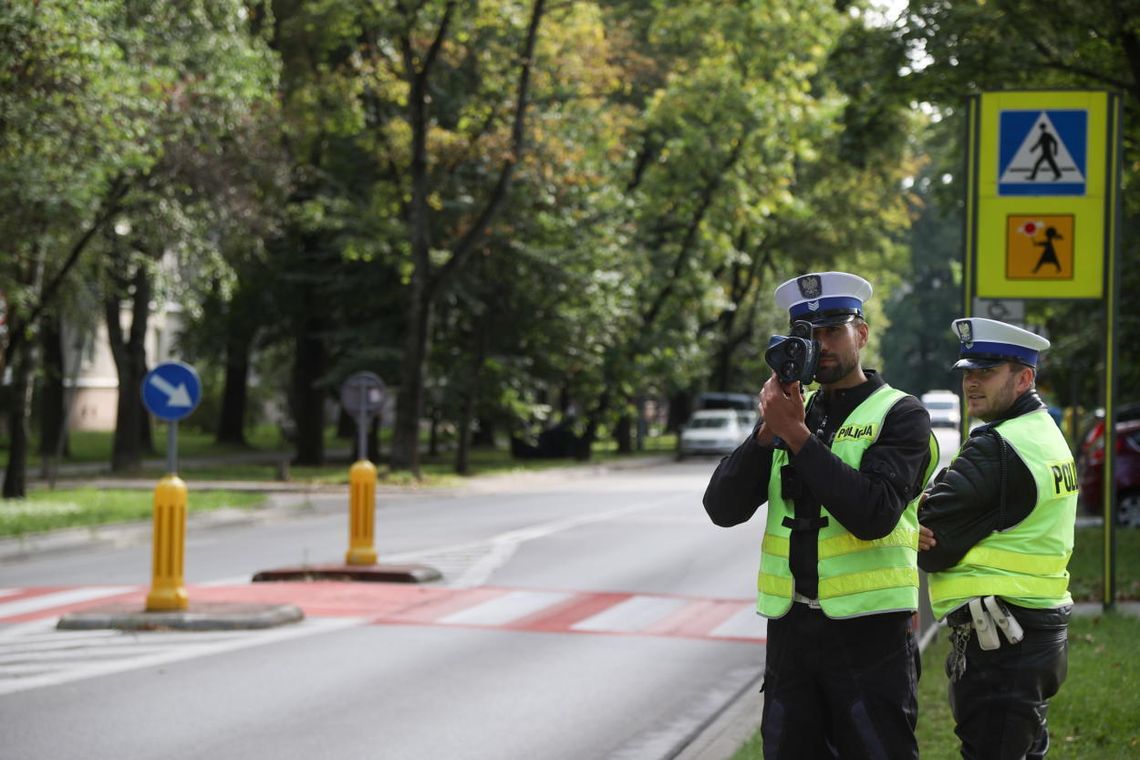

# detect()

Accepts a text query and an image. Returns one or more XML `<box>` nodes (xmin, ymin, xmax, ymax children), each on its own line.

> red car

<box><xmin>1077</xmin><ymin>404</ymin><xmax>1140</xmax><ymax>526</ymax></box>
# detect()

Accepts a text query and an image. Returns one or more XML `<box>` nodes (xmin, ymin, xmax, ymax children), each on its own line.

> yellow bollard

<box><xmin>345</xmin><ymin>460</ymin><xmax>378</xmax><ymax>565</ymax></box>
<box><xmin>146</xmin><ymin>474</ymin><xmax>189</xmax><ymax>611</ymax></box>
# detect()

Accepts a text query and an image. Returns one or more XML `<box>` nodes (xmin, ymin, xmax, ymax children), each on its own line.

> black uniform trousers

<box><xmin>946</xmin><ymin>606</ymin><xmax>1069</xmax><ymax>760</ymax></box>
<box><xmin>760</xmin><ymin>603</ymin><xmax>919</xmax><ymax>760</ymax></box>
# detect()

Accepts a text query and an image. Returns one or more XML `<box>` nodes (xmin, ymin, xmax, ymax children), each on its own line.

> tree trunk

<box><xmin>579</xmin><ymin>386</ymin><xmax>610</xmax><ymax>461</ymax></box>
<box><xmin>391</xmin><ymin>294</ymin><xmax>429</xmax><ymax>473</ymax></box>
<box><xmin>391</xmin><ymin>0</ymin><xmax>547</xmax><ymax>476</ymax></box>
<box><xmin>667</xmin><ymin>390</ymin><xmax>692</xmax><ymax>434</ymax></box>
<box><xmin>1</xmin><ymin>344</ymin><xmax>33</xmax><ymax>498</ymax></box>
<box><xmin>291</xmin><ymin>312</ymin><xmax>327</xmax><ymax>466</ymax></box>
<box><xmin>455</xmin><ymin>404</ymin><xmax>473</xmax><ymax>474</ymax></box>
<box><xmin>40</xmin><ymin>314</ymin><xmax>68</xmax><ymax>467</ymax></box>
<box><xmin>615</xmin><ymin>413</ymin><xmax>633</xmax><ymax>454</ymax></box>
<box><xmin>106</xmin><ymin>264</ymin><xmax>151</xmax><ymax>473</ymax></box>
<box><xmin>428</xmin><ymin>405</ymin><xmax>441</xmax><ymax>458</ymax></box>
<box><xmin>472</xmin><ymin>417</ymin><xmax>496</xmax><ymax>448</ymax></box>
<box><xmin>455</xmin><ymin>329</ymin><xmax>486</xmax><ymax>475</ymax></box>
<box><xmin>216</xmin><ymin>325</ymin><xmax>254</xmax><ymax>446</ymax></box>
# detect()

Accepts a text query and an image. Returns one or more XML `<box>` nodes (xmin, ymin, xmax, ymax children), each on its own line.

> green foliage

<box><xmin>14</xmin><ymin>0</ymin><xmax>1106</xmax><ymax>481</ymax></box>
<box><xmin>882</xmin><ymin>116</ymin><xmax>963</xmax><ymax>395</ymax></box>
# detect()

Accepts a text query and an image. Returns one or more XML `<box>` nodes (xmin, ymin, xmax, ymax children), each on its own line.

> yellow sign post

<box><xmin>965</xmin><ymin>90</ymin><xmax>1122</xmax><ymax>609</ymax></box>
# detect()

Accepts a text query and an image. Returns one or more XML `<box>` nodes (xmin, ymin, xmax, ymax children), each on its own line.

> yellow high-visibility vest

<box><xmin>927</xmin><ymin>409</ymin><xmax>1076</xmax><ymax>620</ymax></box>
<box><xmin>758</xmin><ymin>385</ymin><xmax>938</xmax><ymax>619</ymax></box>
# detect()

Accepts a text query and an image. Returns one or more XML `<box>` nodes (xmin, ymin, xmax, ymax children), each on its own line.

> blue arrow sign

<box><xmin>141</xmin><ymin>362</ymin><xmax>202</xmax><ymax>422</ymax></box>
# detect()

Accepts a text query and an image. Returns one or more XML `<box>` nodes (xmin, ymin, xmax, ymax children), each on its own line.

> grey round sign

<box><xmin>340</xmin><ymin>372</ymin><xmax>386</xmax><ymax>417</ymax></box>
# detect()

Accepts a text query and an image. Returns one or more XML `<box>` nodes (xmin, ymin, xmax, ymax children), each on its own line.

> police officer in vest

<box><xmin>918</xmin><ymin>318</ymin><xmax>1074</xmax><ymax>759</ymax></box>
<box><xmin>703</xmin><ymin>272</ymin><xmax>937</xmax><ymax>759</ymax></box>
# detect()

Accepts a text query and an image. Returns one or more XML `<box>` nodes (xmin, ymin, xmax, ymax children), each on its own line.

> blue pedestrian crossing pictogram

<box><xmin>998</xmin><ymin>110</ymin><xmax>1087</xmax><ymax>196</ymax></box>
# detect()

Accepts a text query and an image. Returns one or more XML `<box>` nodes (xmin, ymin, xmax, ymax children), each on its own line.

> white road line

<box><xmin>439</xmin><ymin>590</ymin><xmax>572</xmax><ymax>626</ymax></box>
<box><xmin>0</xmin><ymin>616</ymin><xmax>363</xmax><ymax>696</ymax></box>
<box><xmin>571</xmin><ymin>596</ymin><xmax>687</xmax><ymax>633</ymax></box>
<box><xmin>0</xmin><ymin>587</ymin><xmax>135</xmax><ymax>619</ymax></box>
<box><xmin>0</xmin><ymin>644</ymin><xmax>173</xmax><ymax>665</ymax></box>
<box><xmin>385</xmin><ymin>494</ymin><xmax>693</xmax><ymax>588</ymax></box>
<box><xmin>0</xmin><ymin>589</ymin><xmax>22</xmax><ymax>599</ymax></box>
<box><xmin>709</xmin><ymin>606</ymin><xmax>767</xmax><ymax>640</ymax></box>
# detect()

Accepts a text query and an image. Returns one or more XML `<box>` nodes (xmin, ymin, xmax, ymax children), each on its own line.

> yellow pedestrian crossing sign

<box><xmin>969</xmin><ymin>90</ymin><xmax>1117</xmax><ymax>299</ymax></box>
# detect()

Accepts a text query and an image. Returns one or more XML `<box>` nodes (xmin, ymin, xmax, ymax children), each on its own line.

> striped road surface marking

<box><xmin>0</xmin><ymin>584</ymin><xmax>765</xmax><ymax>694</ymax></box>
<box><xmin>0</xmin><ymin>583</ymin><xmax>767</xmax><ymax>643</ymax></box>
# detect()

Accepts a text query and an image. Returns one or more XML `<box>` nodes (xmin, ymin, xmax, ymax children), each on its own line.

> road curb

<box><xmin>57</xmin><ymin>601</ymin><xmax>304</xmax><ymax>631</ymax></box>
<box><xmin>672</xmin><ymin>672</ymin><xmax>764</xmax><ymax>760</ymax></box>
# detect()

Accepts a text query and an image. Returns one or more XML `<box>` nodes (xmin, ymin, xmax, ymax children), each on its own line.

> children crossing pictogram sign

<box><xmin>1006</xmin><ymin>215</ymin><xmax>1074</xmax><ymax>280</ymax></box>
<box><xmin>998</xmin><ymin>110</ymin><xmax>1087</xmax><ymax>196</ymax></box>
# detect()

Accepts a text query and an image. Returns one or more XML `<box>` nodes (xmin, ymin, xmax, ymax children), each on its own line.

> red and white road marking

<box><xmin>0</xmin><ymin>583</ymin><xmax>766</xmax><ymax>643</ymax></box>
<box><xmin>0</xmin><ymin>583</ymin><xmax>764</xmax><ymax>695</ymax></box>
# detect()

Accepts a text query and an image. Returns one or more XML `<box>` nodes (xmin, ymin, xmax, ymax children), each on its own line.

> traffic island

<box><xmin>57</xmin><ymin>601</ymin><xmax>304</xmax><ymax>631</ymax></box>
<box><xmin>251</xmin><ymin>563</ymin><xmax>442</xmax><ymax>584</ymax></box>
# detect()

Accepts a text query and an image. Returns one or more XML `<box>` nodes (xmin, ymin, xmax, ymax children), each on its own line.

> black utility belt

<box><xmin>946</xmin><ymin>600</ymin><xmax>1070</xmax><ymax>630</ymax></box>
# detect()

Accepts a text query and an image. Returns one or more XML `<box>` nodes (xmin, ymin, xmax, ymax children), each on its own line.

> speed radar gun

<box><xmin>765</xmin><ymin>320</ymin><xmax>820</xmax><ymax>386</ymax></box>
<box><xmin>762</xmin><ymin>321</ymin><xmax>820</xmax><ymax>450</ymax></box>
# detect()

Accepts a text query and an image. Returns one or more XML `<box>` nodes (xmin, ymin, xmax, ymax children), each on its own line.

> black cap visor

<box><xmin>952</xmin><ymin>354</ymin><xmax>1035</xmax><ymax>371</ymax></box>
<box><xmin>791</xmin><ymin>309</ymin><xmax>862</xmax><ymax>328</ymax></box>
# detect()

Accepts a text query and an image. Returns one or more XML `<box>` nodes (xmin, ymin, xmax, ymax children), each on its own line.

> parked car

<box><xmin>921</xmin><ymin>389</ymin><xmax>961</xmax><ymax>429</ymax></box>
<box><xmin>679</xmin><ymin>409</ymin><xmax>753</xmax><ymax>458</ymax></box>
<box><xmin>1077</xmin><ymin>402</ymin><xmax>1140</xmax><ymax>526</ymax></box>
<box><xmin>695</xmin><ymin>391</ymin><xmax>755</xmax><ymax>412</ymax></box>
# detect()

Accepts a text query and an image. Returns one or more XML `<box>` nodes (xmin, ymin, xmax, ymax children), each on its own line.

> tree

<box><xmin>0</xmin><ymin>1</ymin><xmax>158</xmax><ymax>495</ymax></box>
<box><xmin>569</xmin><ymin>1</ymin><xmax>916</xmax><ymax>451</ymax></box>
<box><xmin>97</xmin><ymin>1</ymin><xmax>279</xmax><ymax>472</ymax></box>
<box><xmin>380</xmin><ymin>0</ymin><xmax>550</xmax><ymax>475</ymax></box>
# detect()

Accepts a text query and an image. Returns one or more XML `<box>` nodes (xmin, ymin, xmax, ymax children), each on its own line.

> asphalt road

<box><xmin>1</xmin><ymin>458</ymin><xmax>767</xmax><ymax>760</ymax></box>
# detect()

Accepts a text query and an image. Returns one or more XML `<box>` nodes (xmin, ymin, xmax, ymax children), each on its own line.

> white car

<box><xmin>922</xmin><ymin>389</ymin><xmax>961</xmax><ymax>429</ymax></box>
<box><xmin>679</xmin><ymin>409</ymin><xmax>755</xmax><ymax>458</ymax></box>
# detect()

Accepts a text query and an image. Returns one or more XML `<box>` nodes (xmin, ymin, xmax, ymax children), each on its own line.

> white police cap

<box><xmin>773</xmin><ymin>272</ymin><xmax>873</xmax><ymax>326</ymax></box>
<box><xmin>952</xmin><ymin>317</ymin><xmax>1050</xmax><ymax>370</ymax></box>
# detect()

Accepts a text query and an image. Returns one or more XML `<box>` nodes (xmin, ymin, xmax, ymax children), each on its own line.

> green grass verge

<box><xmin>1</xmin><ymin>431</ymin><xmax>679</xmax><ymax>535</ymax></box>
<box><xmin>1069</xmin><ymin>525</ymin><xmax>1140</xmax><ymax>601</ymax></box>
<box><xmin>9</xmin><ymin>427</ymin><xmax>678</xmax><ymax>485</ymax></box>
<box><xmin>0</xmin><ymin>489</ymin><xmax>266</xmax><ymax>537</ymax></box>
<box><xmin>917</xmin><ymin>614</ymin><xmax>1140</xmax><ymax>759</ymax></box>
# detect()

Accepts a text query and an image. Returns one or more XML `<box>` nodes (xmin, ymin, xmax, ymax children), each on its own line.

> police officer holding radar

<box><xmin>918</xmin><ymin>318</ymin><xmax>1074</xmax><ymax>759</ymax></box>
<box><xmin>703</xmin><ymin>271</ymin><xmax>937</xmax><ymax>759</ymax></box>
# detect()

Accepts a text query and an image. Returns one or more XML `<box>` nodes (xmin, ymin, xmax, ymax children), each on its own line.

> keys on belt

<box><xmin>792</xmin><ymin>591</ymin><xmax>822</xmax><ymax>609</ymax></box>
